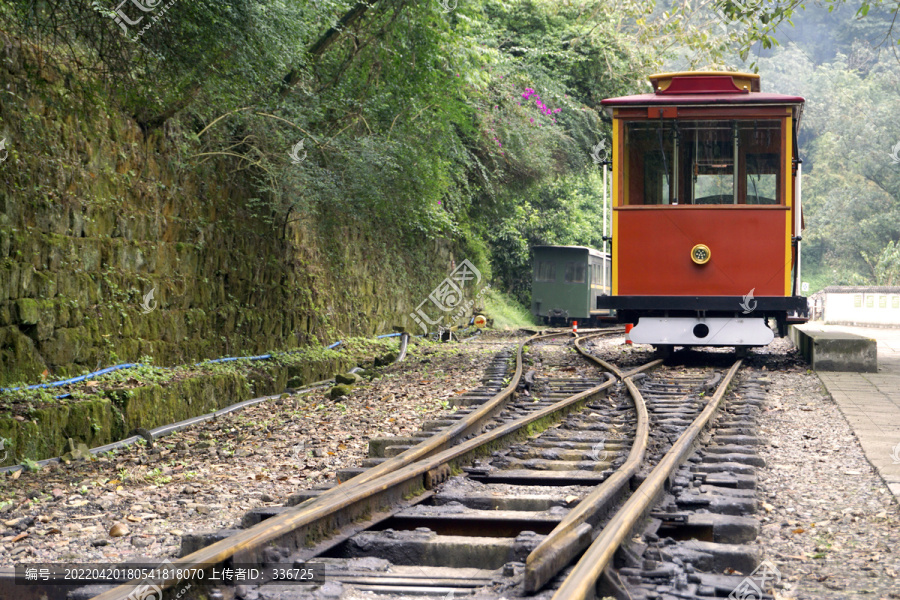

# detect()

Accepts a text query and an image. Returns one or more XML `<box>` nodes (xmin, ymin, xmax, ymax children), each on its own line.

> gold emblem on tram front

<box><xmin>691</xmin><ymin>244</ymin><xmax>711</xmax><ymax>265</ymax></box>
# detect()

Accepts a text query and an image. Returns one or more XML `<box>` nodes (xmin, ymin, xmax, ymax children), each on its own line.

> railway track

<box><xmin>25</xmin><ymin>331</ymin><xmax>780</xmax><ymax>600</ymax></box>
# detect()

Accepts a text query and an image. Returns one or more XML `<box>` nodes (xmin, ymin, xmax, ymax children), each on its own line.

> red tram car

<box><xmin>598</xmin><ymin>71</ymin><xmax>809</xmax><ymax>348</ymax></box>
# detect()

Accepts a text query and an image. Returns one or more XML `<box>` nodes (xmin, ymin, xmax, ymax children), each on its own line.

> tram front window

<box><xmin>623</xmin><ymin>120</ymin><xmax>783</xmax><ymax>206</ymax></box>
<box><xmin>746</xmin><ymin>153</ymin><xmax>779</xmax><ymax>205</ymax></box>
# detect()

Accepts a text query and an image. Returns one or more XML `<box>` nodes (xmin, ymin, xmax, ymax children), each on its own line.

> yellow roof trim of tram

<box><xmin>649</xmin><ymin>71</ymin><xmax>761</xmax><ymax>94</ymax></box>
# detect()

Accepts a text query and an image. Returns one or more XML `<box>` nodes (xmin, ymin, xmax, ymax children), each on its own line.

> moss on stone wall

<box><xmin>0</xmin><ymin>35</ymin><xmax>467</xmax><ymax>465</ymax></box>
<box><xmin>0</xmin><ymin>355</ymin><xmax>354</xmax><ymax>467</ymax></box>
<box><xmin>0</xmin><ymin>35</ymin><xmax>454</xmax><ymax>388</ymax></box>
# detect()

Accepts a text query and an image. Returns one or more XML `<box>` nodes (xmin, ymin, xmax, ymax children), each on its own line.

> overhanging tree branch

<box><xmin>279</xmin><ymin>1</ymin><xmax>380</xmax><ymax>97</ymax></box>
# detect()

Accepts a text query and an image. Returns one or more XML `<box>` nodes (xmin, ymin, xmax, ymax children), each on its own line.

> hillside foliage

<box><xmin>2</xmin><ymin>0</ymin><xmax>656</xmax><ymax>306</ymax></box>
<box><xmin>5</xmin><ymin>0</ymin><xmax>896</xmax><ymax>305</ymax></box>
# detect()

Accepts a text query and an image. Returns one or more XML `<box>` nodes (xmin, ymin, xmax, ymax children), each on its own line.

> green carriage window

<box><xmin>564</xmin><ymin>262</ymin><xmax>586</xmax><ymax>283</ymax></box>
<box><xmin>535</xmin><ymin>261</ymin><xmax>556</xmax><ymax>282</ymax></box>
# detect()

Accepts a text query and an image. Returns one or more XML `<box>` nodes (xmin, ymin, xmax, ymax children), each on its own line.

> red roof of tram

<box><xmin>601</xmin><ymin>71</ymin><xmax>805</xmax><ymax>108</ymax></box>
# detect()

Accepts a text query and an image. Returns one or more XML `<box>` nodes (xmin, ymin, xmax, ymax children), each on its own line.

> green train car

<box><xmin>532</xmin><ymin>245</ymin><xmax>613</xmax><ymax>325</ymax></box>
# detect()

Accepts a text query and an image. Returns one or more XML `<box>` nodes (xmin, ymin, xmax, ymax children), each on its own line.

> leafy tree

<box><xmin>864</xmin><ymin>240</ymin><xmax>900</xmax><ymax>284</ymax></box>
<box><xmin>712</xmin><ymin>0</ymin><xmax>900</xmax><ymax>66</ymax></box>
<box><xmin>10</xmin><ymin>0</ymin><xmax>813</xmax><ymax>316</ymax></box>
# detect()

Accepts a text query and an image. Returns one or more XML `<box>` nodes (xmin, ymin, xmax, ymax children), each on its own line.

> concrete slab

<box><xmin>790</xmin><ymin>324</ymin><xmax>877</xmax><ymax>372</ymax></box>
<box><xmin>803</xmin><ymin>324</ymin><xmax>900</xmax><ymax>503</ymax></box>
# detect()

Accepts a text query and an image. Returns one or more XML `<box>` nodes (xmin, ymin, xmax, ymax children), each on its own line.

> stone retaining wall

<box><xmin>0</xmin><ymin>34</ymin><xmax>454</xmax><ymax>387</ymax></box>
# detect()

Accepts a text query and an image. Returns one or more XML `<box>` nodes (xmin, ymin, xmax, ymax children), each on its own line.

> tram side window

<box><xmin>590</xmin><ymin>262</ymin><xmax>609</xmax><ymax>289</ymax></box>
<box><xmin>564</xmin><ymin>262</ymin><xmax>586</xmax><ymax>283</ymax></box>
<box><xmin>624</xmin><ymin>120</ymin><xmax>783</xmax><ymax>205</ymax></box>
<box><xmin>535</xmin><ymin>261</ymin><xmax>556</xmax><ymax>282</ymax></box>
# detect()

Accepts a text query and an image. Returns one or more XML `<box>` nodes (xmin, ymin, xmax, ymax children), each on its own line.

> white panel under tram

<box><xmin>630</xmin><ymin>317</ymin><xmax>775</xmax><ymax>347</ymax></box>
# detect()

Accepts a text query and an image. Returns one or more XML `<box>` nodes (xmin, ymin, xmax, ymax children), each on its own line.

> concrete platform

<box><xmin>804</xmin><ymin>324</ymin><xmax>900</xmax><ymax>501</ymax></box>
<box><xmin>790</xmin><ymin>324</ymin><xmax>877</xmax><ymax>372</ymax></box>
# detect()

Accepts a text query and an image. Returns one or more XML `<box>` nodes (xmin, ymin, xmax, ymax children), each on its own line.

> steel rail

<box><xmin>571</xmin><ymin>331</ymin><xmax>651</xmax><ymax>379</ymax></box>
<box><xmin>89</xmin><ymin>331</ymin><xmax>609</xmax><ymax>600</ymax></box>
<box><xmin>306</xmin><ymin>328</ymin><xmax>622</xmax><ymax>499</ymax></box>
<box><xmin>524</xmin><ymin>336</ymin><xmax>663</xmax><ymax>592</ymax></box>
<box><xmin>550</xmin><ymin>358</ymin><xmax>743</xmax><ymax>600</ymax></box>
<box><xmin>293</xmin><ymin>330</ymin><xmax>553</xmax><ymax>503</ymax></box>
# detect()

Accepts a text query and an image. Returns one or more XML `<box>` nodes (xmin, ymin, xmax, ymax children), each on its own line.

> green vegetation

<box><xmin>0</xmin><ymin>336</ymin><xmax>419</xmax><ymax>465</ymax></box>
<box><xmin>713</xmin><ymin>0</ymin><xmax>898</xmax><ymax>65</ymax></box>
<box><xmin>146</xmin><ymin>467</ymin><xmax>173</xmax><ymax>486</ymax></box>
<box><xmin>21</xmin><ymin>458</ymin><xmax>41</xmax><ymax>472</ymax></box>
<box><xmin>0</xmin><ymin>1</ymin><xmax>659</xmax><ymax>319</ymax></box>
<box><xmin>329</xmin><ymin>384</ymin><xmax>353</xmax><ymax>399</ymax></box>
<box><xmin>0</xmin><ymin>338</ymin><xmax>396</xmax><ymax>409</ymax></box>
<box><xmin>481</xmin><ymin>288</ymin><xmax>536</xmax><ymax>330</ymax></box>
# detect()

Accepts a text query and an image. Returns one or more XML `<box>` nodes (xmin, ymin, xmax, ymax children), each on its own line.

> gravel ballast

<box><xmin>2</xmin><ymin>331</ymin><xmax>899</xmax><ymax>600</ymax></box>
<box><xmin>754</xmin><ymin>363</ymin><xmax>900</xmax><ymax>599</ymax></box>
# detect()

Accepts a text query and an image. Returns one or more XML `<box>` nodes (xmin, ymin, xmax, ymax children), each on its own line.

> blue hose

<box><xmin>0</xmin><ymin>331</ymin><xmax>413</xmax><ymax>469</ymax></box>
<box><xmin>0</xmin><ymin>363</ymin><xmax>141</xmax><ymax>393</ymax></box>
<box><xmin>1</xmin><ymin>332</ymin><xmax>407</xmax><ymax>395</ymax></box>
<box><xmin>0</xmin><ymin>378</ymin><xmax>337</xmax><ymax>475</ymax></box>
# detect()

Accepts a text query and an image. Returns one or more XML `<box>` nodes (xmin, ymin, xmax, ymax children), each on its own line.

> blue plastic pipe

<box><xmin>1</xmin><ymin>332</ymin><xmax>406</xmax><ymax>394</ymax></box>
<box><xmin>0</xmin><ymin>363</ymin><xmax>141</xmax><ymax>393</ymax></box>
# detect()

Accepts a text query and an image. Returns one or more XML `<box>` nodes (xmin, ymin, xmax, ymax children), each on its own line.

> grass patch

<box><xmin>482</xmin><ymin>288</ymin><xmax>536</xmax><ymax>330</ymax></box>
